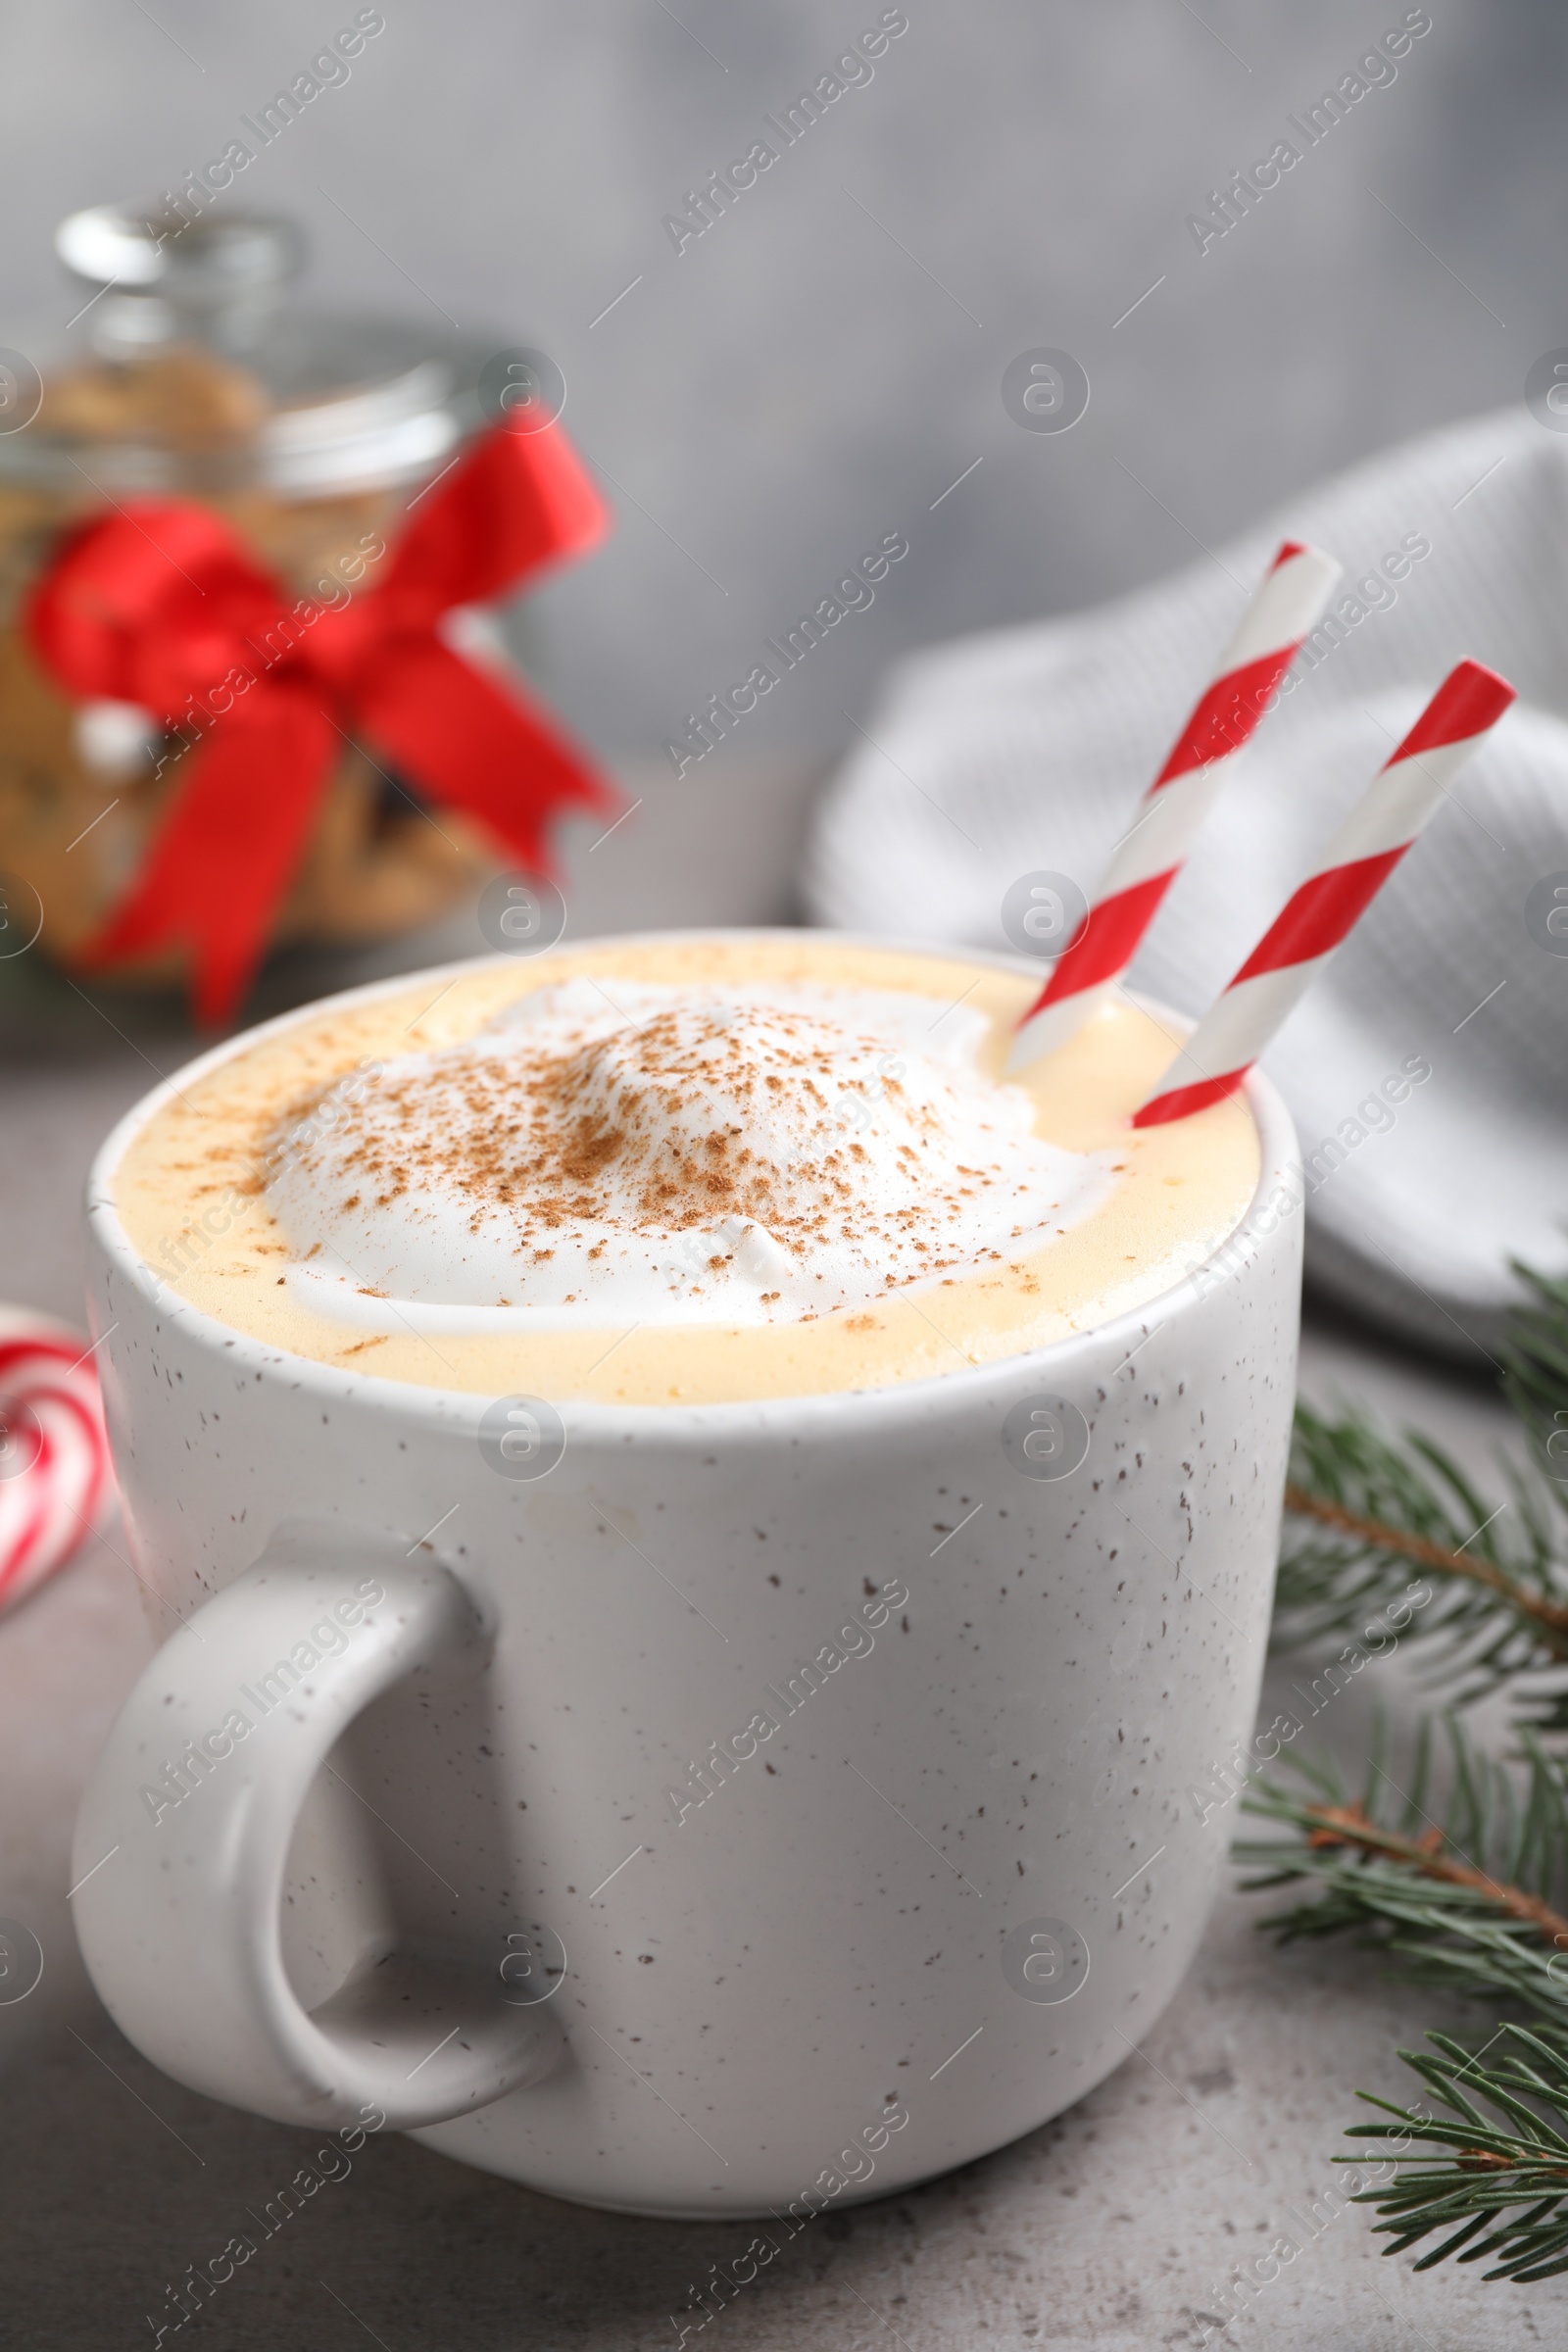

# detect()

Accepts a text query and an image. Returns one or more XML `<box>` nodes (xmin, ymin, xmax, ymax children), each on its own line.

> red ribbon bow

<box><xmin>25</xmin><ymin>416</ymin><xmax>613</xmax><ymax>1022</ymax></box>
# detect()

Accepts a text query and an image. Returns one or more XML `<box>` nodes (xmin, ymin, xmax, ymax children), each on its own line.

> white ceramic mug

<box><xmin>72</xmin><ymin>939</ymin><xmax>1301</xmax><ymax>2219</ymax></box>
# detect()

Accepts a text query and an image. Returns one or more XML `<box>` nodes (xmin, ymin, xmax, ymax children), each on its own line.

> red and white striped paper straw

<box><xmin>1008</xmin><ymin>539</ymin><xmax>1342</xmax><ymax>1072</ymax></box>
<box><xmin>0</xmin><ymin>1309</ymin><xmax>114</xmax><ymax>1617</ymax></box>
<box><xmin>1133</xmin><ymin>659</ymin><xmax>1516</xmax><ymax>1129</ymax></box>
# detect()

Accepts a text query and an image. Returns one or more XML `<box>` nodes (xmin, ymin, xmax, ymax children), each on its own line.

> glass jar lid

<box><xmin>0</xmin><ymin>203</ymin><xmax>491</xmax><ymax>498</ymax></box>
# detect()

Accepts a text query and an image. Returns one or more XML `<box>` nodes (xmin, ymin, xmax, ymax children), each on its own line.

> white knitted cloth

<box><xmin>804</xmin><ymin>406</ymin><xmax>1568</xmax><ymax>1358</ymax></box>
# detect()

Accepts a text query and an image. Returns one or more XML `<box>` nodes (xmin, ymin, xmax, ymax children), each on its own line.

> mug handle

<box><xmin>70</xmin><ymin>1523</ymin><xmax>564</xmax><ymax>2130</ymax></box>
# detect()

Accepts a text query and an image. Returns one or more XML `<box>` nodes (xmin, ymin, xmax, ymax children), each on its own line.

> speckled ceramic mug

<box><xmin>71</xmin><ymin>945</ymin><xmax>1301</xmax><ymax>2219</ymax></box>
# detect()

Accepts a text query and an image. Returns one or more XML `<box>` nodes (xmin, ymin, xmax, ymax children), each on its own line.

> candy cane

<box><xmin>0</xmin><ymin>1309</ymin><xmax>115</xmax><ymax>1616</ymax></box>
<box><xmin>1134</xmin><ymin>660</ymin><xmax>1516</xmax><ymax>1128</ymax></box>
<box><xmin>1008</xmin><ymin>539</ymin><xmax>1342</xmax><ymax>1071</ymax></box>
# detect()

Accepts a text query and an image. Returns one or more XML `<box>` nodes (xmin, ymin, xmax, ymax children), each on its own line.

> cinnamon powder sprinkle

<box><xmin>266</xmin><ymin>1001</ymin><xmax>1039</xmax><ymax>1289</ymax></box>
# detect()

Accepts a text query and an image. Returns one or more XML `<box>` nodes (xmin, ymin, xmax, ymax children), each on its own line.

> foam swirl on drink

<box><xmin>265</xmin><ymin>981</ymin><xmax>1113</xmax><ymax>1332</ymax></box>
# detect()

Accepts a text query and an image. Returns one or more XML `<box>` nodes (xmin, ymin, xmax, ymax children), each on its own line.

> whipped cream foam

<box><xmin>265</xmin><ymin>980</ymin><xmax>1114</xmax><ymax>1333</ymax></box>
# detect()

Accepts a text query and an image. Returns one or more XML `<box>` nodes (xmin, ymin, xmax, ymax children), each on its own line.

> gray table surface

<box><xmin>0</xmin><ymin>760</ymin><xmax>1544</xmax><ymax>2348</ymax></box>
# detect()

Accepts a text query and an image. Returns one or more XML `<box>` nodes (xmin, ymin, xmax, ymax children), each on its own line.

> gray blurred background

<box><xmin>2</xmin><ymin>0</ymin><xmax>1558</xmax><ymax>768</ymax></box>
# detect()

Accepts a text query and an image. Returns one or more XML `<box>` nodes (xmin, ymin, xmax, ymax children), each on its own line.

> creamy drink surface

<box><xmin>114</xmin><ymin>936</ymin><xmax>1261</xmax><ymax>1407</ymax></box>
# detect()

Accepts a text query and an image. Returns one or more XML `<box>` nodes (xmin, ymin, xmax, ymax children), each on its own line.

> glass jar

<box><xmin>0</xmin><ymin>202</ymin><xmax>506</xmax><ymax>991</ymax></box>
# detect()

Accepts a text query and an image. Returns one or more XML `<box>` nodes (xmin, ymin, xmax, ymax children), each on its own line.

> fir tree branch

<box><xmin>1501</xmin><ymin>1258</ymin><xmax>1568</xmax><ymax>1517</ymax></box>
<box><xmin>1298</xmin><ymin>1799</ymin><xmax>1568</xmax><ymax>1948</ymax></box>
<box><xmin>1274</xmin><ymin>1405</ymin><xmax>1568</xmax><ymax>1725</ymax></box>
<box><xmin>1247</xmin><ymin>1253</ymin><xmax>1568</xmax><ymax>2283</ymax></box>
<box><xmin>1282</xmin><ymin>1480</ymin><xmax>1568</xmax><ymax>1653</ymax></box>
<box><xmin>1341</xmin><ymin>2026</ymin><xmax>1568</xmax><ymax>2280</ymax></box>
<box><xmin>1236</xmin><ymin>1716</ymin><xmax>1568</xmax><ymax>2022</ymax></box>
